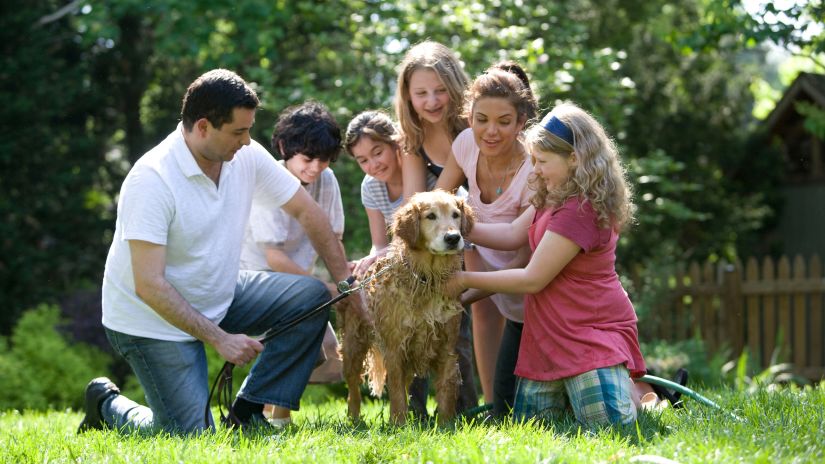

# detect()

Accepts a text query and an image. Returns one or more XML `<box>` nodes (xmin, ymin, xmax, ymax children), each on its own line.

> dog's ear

<box><xmin>458</xmin><ymin>198</ymin><xmax>475</xmax><ymax>236</ymax></box>
<box><xmin>393</xmin><ymin>200</ymin><xmax>419</xmax><ymax>247</ymax></box>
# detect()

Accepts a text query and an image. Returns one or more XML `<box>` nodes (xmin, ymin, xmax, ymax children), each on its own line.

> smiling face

<box><xmin>350</xmin><ymin>135</ymin><xmax>401</xmax><ymax>184</ymax></box>
<box><xmin>531</xmin><ymin>147</ymin><xmax>574</xmax><ymax>191</ymax></box>
<box><xmin>470</xmin><ymin>97</ymin><xmax>524</xmax><ymax>158</ymax></box>
<box><xmin>284</xmin><ymin>153</ymin><xmax>330</xmax><ymax>185</ymax></box>
<box><xmin>408</xmin><ymin>68</ymin><xmax>451</xmax><ymax>126</ymax></box>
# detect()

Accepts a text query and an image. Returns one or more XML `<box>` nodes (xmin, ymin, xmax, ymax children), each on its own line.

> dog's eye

<box><xmin>452</xmin><ymin>212</ymin><xmax>460</xmax><ymax>219</ymax></box>
<box><xmin>425</xmin><ymin>213</ymin><xmax>436</xmax><ymax>220</ymax></box>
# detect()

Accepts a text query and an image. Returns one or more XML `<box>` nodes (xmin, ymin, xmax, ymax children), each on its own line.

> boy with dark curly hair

<box><xmin>239</xmin><ymin>101</ymin><xmax>348</xmax><ymax>426</ymax></box>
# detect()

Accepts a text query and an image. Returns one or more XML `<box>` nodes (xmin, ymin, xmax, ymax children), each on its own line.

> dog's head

<box><xmin>392</xmin><ymin>189</ymin><xmax>475</xmax><ymax>254</ymax></box>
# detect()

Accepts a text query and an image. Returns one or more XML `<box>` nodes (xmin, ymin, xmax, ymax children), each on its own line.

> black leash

<box><xmin>206</xmin><ymin>265</ymin><xmax>394</xmax><ymax>428</ymax></box>
<box><xmin>206</xmin><ymin>276</ymin><xmax>357</xmax><ymax>428</ymax></box>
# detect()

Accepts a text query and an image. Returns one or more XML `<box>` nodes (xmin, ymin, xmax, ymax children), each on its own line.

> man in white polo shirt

<box><xmin>77</xmin><ymin>69</ymin><xmax>368</xmax><ymax>435</ymax></box>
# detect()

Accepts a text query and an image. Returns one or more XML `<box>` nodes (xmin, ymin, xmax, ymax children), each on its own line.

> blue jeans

<box><xmin>101</xmin><ymin>270</ymin><xmax>329</xmax><ymax>434</ymax></box>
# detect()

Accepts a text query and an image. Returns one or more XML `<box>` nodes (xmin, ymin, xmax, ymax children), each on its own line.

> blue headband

<box><xmin>540</xmin><ymin>114</ymin><xmax>574</xmax><ymax>147</ymax></box>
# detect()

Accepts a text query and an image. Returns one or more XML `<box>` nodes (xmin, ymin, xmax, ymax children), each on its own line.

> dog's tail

<box><xmin>366</xmin><ymin>348</ymin><xmax>387</xmax><ymax>396</ymax></box>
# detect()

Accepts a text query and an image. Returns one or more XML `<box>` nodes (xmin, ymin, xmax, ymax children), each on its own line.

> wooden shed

<box><xmin>764</xmin><ymin>72</ymin><xmax>825</xmax><ymax>259</ymax></box>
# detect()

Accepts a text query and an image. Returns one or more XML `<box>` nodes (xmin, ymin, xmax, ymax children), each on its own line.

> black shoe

<box><xmin>222</xmin><ymin>412</ymin><xmax>289</xmax><ymax>432</ymax></box>
<box><xmin>648</xmin><ymin>368</ymin><xmax>689</xmax><ymax>409</ymax></box>
<box><xmin>669</xmin><ymin>368</ymin><xmax>689</xmax><ymax>409</ymax></box>
<box><xmin>77</xmin><ymin>377</ymin><xmax>120</xmax><ymax>433</ymax></box>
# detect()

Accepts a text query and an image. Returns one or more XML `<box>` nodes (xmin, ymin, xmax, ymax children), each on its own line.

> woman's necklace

<box><xmin>484</xmin><ymin>153</ymin><xmax>523</xmax><ymax>197</ymax></box>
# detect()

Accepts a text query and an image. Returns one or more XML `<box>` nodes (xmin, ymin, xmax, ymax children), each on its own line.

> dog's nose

<box><xmin>444</xmin><ymin>232</ymin><xmax>461</xmax><ymax>247</ymax></box>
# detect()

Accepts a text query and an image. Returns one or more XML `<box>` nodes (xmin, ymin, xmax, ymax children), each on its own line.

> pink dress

<box><xmin>452</xmin><ymin>128</ymin><xmax>531</xmax><ymax>322</ymax></box>
<box><xmin>515</xmin><ymin>197</ymin><xmax>646</xmax><ymax>381</ymax></box>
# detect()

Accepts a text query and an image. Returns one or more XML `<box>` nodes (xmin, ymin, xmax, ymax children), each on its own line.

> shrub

<box><xmin>0</xmin><ymin>305</ymin><xmax>112</xmax><ymax>411</ymax></box>
<box><xmin>722</xmin><ymin>348</ymin><xmax>812</xmax><ymax>393</ymax></box>
<box><xmin>640</xmin><ymin>337</ymin><xmax>728</xmax><ymax>387</ymax></box>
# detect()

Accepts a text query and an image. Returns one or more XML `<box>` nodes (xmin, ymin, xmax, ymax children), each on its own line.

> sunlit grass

<box><xmin>2</xmin><ymin>383</ymin><xmax>823</xmax><ymax>463</ymax></box>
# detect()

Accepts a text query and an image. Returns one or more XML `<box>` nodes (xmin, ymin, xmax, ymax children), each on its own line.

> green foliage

<box><xmin>625</xmin><ymin>150</ymin><xmax>709</xmax><ymax>262</ymax></box>
<box><xmin>615</xmin><ymin>2</ymin><xmax>782</xmax><ymax>263</ymax></box>
<box><xmin>722</xmin><ymin>348</ymin><xmax>812</xmax><ymax>393</ymax></box>
<box><xmin>0</xmin><ymin>305</ymin><xmax>112</xmax><ymax>411</ymax></box>
<box><xmin>796</xmin><ymin>101</ymin><xmax>825</xmax><ymax>139</ymax></box>
<box><xmin>640</xmin><ymin>337</ymin><xmax>728</xmax><ymax>387</ymax></box>
<box><xmin>0</xmin><ymin>2</ymin><xmax>115</xmax><ymax>333</ymax></box>
<box><xmin>686</xmin><ymin>0</ymin><xmax>825</xmax><ymax>57</ymax></box>
<box><xmin>3</xmin><ymin>0</ymin><xmax>808</xmax><ymax>332</ymax></box>
<box><xmin>678</xmin><ymin>0</ymin><xmax>825</xmax><ymax>154</ymax></box>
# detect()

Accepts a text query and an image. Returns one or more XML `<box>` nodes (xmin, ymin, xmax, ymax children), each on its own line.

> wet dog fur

<box><xmin>341</xmin><ymin>190</ymin><xmax>474</xmax><ymax>425</ymax></box>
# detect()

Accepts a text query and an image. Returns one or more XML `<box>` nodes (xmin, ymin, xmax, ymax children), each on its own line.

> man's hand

<box><xmin>130</xmin><ymin>239</ymin><xmax>252</xmax><ymax>357</ymax></box>
<box><xmin>214</xmin><ymin>333</ymin><xmax>264</xmax><ymax>366</ymax></box>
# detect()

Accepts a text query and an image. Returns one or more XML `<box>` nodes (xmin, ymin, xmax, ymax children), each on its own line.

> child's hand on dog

<box><xmin>351</xmin><ymin>246</ymin><xmax>389</xmax><ymax>278</ymax></box>
<box><xmin>444</xmin><ymin>271</ymin><xmax>467</xmax><ymax>300</ymax></box>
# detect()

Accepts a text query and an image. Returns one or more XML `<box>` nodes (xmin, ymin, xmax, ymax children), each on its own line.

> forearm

<box><xmin>304</xmin><ymin>225</ymin><xmax>372</xmax><ymax>323</ymax></box>
<box><xmin>401</xmin><ymin>151</ymin><xmax>432</xmax><ymax>202</ymax></box>
<box><xmin>459</xmin><ymin>268</ymin><xmax>546</xmax><ymax>295</ymax></box>
<box><xmin>460</xmin><ymin>246</ymin><xmax>529</xmax><ymax>304</ymax></box>
<box><xmin>282</xmin><ymin>190</ymin><xmax>372</xmax><ymax>326</ymax></box>
<box><xmin>135</xmin><ymin>276</ymin><xmax>227</xmax><ymax>345</ymax></box>
<box><xmin>304</xmin><ymin>222</ymin><xmax>351</xmax><ymax>282</ymax></box>
<box><xmin>460</xmin><ymin>233</ymin><xmax>575</xmax><ymax>295</ymax></box>
<box><xmin>366</xmin><ymin>211</ymin><xmax>390</xmax><ymax>252</ymax></box>
<box><xmin>129</xmin><ymin>239</ymin><xmax>261</xmax><ymax>365</ymax></box>
<box><xmin>469</xmin><ymin>223</ymin><xmax>526</xmax><ymax>250</ymax></box>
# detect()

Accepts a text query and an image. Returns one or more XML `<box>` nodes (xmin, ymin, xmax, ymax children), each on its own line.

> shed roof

<box><xmin>764</xmin><ymin>72</ymin><xmax>825</xmax><ymax>134</ymax></box>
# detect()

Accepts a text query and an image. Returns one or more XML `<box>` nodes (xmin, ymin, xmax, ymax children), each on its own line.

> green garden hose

<box><xmin>640</xmin><ymin>374</ymin><xmax>741</xmax><ymax>420</ymax></box>
<box><xmin>460</xmin><ymin>375</ymin><xmax>741</xmax><ymax>421</ymax></box>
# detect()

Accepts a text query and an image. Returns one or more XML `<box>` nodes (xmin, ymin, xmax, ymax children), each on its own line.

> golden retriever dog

<box><xmin>342</xmin><ymin>190</ymin><xmax>474</xmax><ymax>425</ymax></box>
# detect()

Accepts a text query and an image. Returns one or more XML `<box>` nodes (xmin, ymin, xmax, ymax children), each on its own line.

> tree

<box><xmin>0</xmin><ymin>2</ymin><xmax>115</xmax><ymax>332</ymax></box>
<box><xmin>1</xmin><ymin>0</ymin><xmax>794</xmax><ymax>332</ymax></box>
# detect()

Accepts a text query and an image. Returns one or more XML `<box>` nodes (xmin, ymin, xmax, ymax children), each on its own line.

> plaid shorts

<box><xmin>513</xmin><ymin>364</ymin><xmax>637</xmax><ymax>427</ymax></box>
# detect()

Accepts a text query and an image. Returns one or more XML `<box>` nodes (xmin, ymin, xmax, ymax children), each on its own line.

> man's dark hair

<box><xmin>271</xmin><ymin>101</ymin><xmax>341</xmax><ymax>163</ymax></box>
<box><xmin>180</xmin><ymin>69</ymin><xmax>259</xmax><ymax>131</ymax></box>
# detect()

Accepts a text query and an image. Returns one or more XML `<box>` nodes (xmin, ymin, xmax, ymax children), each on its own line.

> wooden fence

<box><xmin>640</xmin><ymin>254</ymin><xmax>825</xmax><ymax>381</ymax></box>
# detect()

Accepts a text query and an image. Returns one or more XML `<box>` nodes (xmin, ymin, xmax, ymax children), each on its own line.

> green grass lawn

<box><xmin>2</xmin><ymin>384</ymin><xmax>823</xmax><ymax>463</ymax></box>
